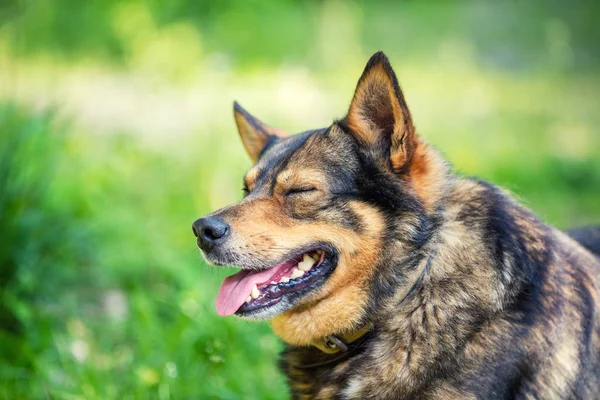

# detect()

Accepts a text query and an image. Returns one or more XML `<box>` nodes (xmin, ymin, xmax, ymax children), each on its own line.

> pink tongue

<box><xmin>215</xmin><ymin>260</ymin><xmax>297</xmax><ymax>316</ymax></box>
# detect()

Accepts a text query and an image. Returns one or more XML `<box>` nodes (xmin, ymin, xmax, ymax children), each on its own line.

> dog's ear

<box><xmin>344</xmin><ymin>51</ymin><xmax>416</xmax><ymax>173</ymax></box>
<box><xmin>233</xmin><ymin>102</ymin><xmax>288</xmax><ymax>162</ymax></box>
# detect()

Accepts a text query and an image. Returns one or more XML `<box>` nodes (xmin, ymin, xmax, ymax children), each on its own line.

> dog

<box><xmin>193</xmin><ymin>51</ymin><xmax>600</xmax><ymax>399</ymax></box>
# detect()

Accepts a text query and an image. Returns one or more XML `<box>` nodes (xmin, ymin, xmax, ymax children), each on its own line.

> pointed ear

<box><xmin>233</xmin><ymin>102</ymin><xmax>288</xmax><ymax>162</ymax></box>
<box><xmin>344</xmin><ymin>51</ymin><xmax>416</xmax><ymax>173</ymax></box>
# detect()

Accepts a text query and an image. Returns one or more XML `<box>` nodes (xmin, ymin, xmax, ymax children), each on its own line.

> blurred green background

<box><xmin>1</xmin><ymin>0</ymin><xmax>599</xmax><ymax>398</ymax></box>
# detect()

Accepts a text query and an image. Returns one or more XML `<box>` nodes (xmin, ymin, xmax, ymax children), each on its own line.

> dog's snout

<box><xmin>193</xmin><ymin>216</ymin><xmax>230</xmax><ymax>251</ymax></box>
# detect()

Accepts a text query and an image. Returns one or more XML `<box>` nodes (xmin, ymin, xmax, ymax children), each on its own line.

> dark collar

<box><xmin>294</xmin><ymin>325</ymin><xmax>374</xmax><ymax>370</ymax></box>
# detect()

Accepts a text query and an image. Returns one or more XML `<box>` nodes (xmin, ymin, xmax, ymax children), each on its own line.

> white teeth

<box><xmin>251</xmin><ymin>284</ymin><xmax>260</xmax><ymax>299</ymax></box>
<box><xmin>298</xmin><ymin>262</ymin><xmax>311</xmax><ymax>271</ymax></box>
<box><xmin>246</xmin><ymin>296</ymin><xmax>252</xmax><ymax>303</ymax></box>
<box><xmin>298</xmin><ymin>254</ymin><xmax>315</xmax><ymax>271</ymax></box>
<box><xmin>291</xmin><ymin>268</ymin><xmax>305</xmax><ymax>279</ymax></box>
<box><xmin>271</xmin><ymin>281</ymin><xmax>277</xmax><ymax>285</ymax></box>
<box><xmin>279</xmin><ymin>276</ymin><xmax>290</xmax><ymax>283</ymax></box>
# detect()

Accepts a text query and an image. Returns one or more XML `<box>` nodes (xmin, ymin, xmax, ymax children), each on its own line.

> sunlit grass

<box><xmin>0</xmin><ymin>108</ymin><xmax>288</xmax><ymax>398</ymax></box>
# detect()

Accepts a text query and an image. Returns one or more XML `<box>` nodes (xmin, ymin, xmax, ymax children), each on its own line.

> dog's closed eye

<box><xmin>285</xmin><ymin>187</ymin><xmax>318</xmax><ymax>197</ymax></box>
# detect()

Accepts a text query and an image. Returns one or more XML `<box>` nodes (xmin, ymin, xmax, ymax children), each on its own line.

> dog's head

<box><xmin>193</xmin><ymin>52</ymin><xmax>448</xmax><ymax>345</ymax></box>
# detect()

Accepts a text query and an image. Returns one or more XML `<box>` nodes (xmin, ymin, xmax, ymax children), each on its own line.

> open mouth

<box><xmin>215</xmin><ymin>248</ymin><xmax>337</xmax><ymax>317</ymax></box>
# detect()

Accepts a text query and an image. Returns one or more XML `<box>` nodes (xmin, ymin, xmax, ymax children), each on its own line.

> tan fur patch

<box><xmin>243</xmin><ymin>167</ymin><xmax>259</xmax><ymax>191</ymax></box>
<box><xmin>271</xmin><ymin>201</ymin><xmax>385</xmax><ymax>345</ymax></box>
<box><xmin>407</xmin><ymin>139</ymin><xmax>450</xmax><ymax>212</ymax></box>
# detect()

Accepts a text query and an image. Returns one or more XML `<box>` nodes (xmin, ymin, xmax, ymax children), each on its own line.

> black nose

<box><xmin>192</xmin><ymin>216</ymin><xmax>230</xmax><ymax>251</ymax></box>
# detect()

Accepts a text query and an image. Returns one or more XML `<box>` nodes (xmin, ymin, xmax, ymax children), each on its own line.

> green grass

<box><xmin>0</xmin><ymin>105</ymin><xmax>288</xmax><ymax>399</ymax></box>
<box><xmin>1</xmin><ymin>1</ymin><xmax>600</xmax><ymax>399</ymax></box>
